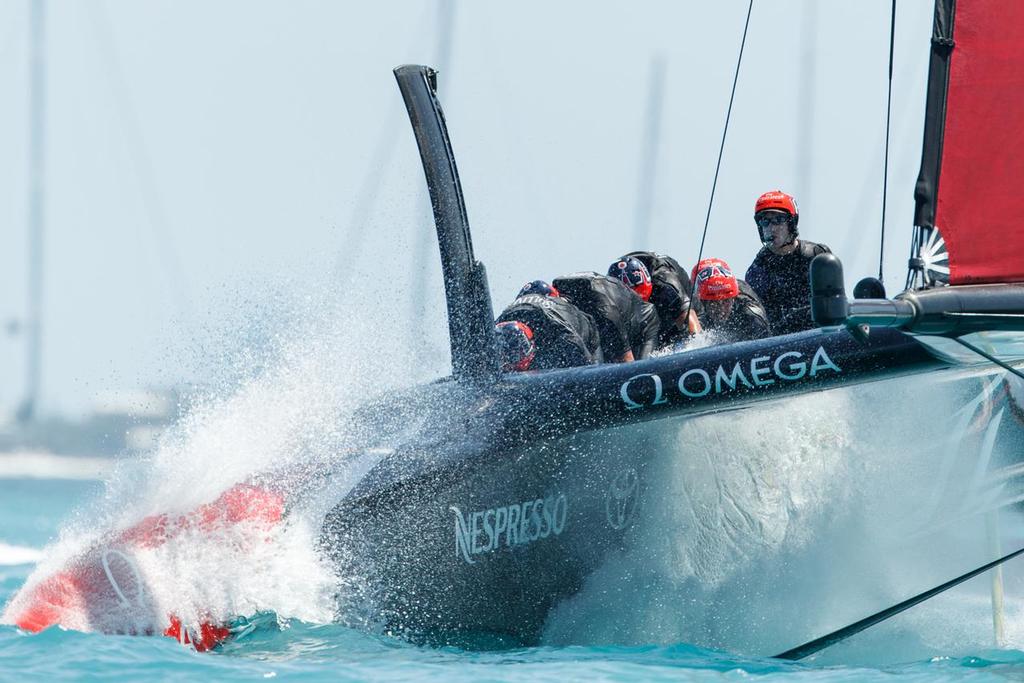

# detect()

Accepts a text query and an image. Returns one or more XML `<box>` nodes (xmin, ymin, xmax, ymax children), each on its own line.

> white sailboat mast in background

<box><xmin>633</xmin><ymin>54</ymin><xmax>666</xmax><ymax>249</ymax></box>
<box><xmin>17</xmin><ymin>0</ymin><xmax>45</xmax><ymax>424</ymax></box>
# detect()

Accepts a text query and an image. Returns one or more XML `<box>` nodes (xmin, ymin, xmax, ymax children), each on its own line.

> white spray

<box><xmin>544</xmin><ymin>366</ymin><xmax>1024</xmax><ymax>663</ymax></box>
<box><xmin>3</xmin><ymin>274</ymin><xmax>446</xmax><ymax>637</ymax></box>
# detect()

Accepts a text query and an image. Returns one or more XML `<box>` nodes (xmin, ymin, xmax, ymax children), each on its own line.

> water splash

<box><xmin>2</xmin><ymin>278</ymin><xmax>434</xmax><ymax>638</ymax></box>
<box><xmin>543</xmin><ymin>368</ymin><xmax>1024</xmax><ymax>663</ymax></box>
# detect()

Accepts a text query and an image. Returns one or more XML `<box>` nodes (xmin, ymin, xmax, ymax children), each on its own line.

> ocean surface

<box><xmin>3</xmin><ymin>464</ymin><xmax>1024</xmax><ymax>680</ymax></box>
<box><xmin>5</xmin><ymin>341</ymin><xmax>1024</xmax><ymax>681</ymax></box>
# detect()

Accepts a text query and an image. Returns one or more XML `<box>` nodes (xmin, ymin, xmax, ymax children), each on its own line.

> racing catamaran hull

<box><xmin>320</xmin><ymin>56</ymin><xmax>1024</xmax><ymax>646</ymax></box>
<box><xmin>322</xmin><ymin>321</ymin><xmax>955</xmax><ymax>644</ymax></box>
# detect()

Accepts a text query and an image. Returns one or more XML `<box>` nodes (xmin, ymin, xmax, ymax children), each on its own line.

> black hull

<box><xmin>318</xmin><ymin>63</ymin><xmax>1024</xmax><ymax>648</ymax></box>
<box><xmin>320</xmin><ymin>327</ymin><xmax>949</xmax><ymax>645</ymax></box>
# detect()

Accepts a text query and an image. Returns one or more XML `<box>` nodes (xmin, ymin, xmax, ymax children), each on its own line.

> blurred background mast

<box><xmin>17</xmin><ymin>0</ymin><xmax>45</xmax><ymax>424</ymax></box>
<box><xmin>633</xmin><ymin>54</ymin><xmax>667</xmax><ymax>249</ymax></box>
<box><xmin>796</xmin><ymin>0</ymin><xmax>817</xmax><ymax>202</ymax></box>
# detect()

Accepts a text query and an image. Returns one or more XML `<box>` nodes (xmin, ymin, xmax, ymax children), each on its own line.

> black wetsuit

<box><xmin>552</xmin><ymin>272</ymin><xmax>660</xmax><ymax>361</ymax></box>
<box><xmin>700</xmin><ymin>280</ymin><xmax>772</xmax><ymax>344</ymax></box>
<box><xmin>745</xmin><ymin>240</ymin><xmax>831</xmax><ymax>335</ymax></box>
<box><xmin>496</xmin><ymin>294</ymin><xmax>603</xmax><ymax>370</ymax></box>
<box><xmin>623</xmin><ymin>251</ymin><xmax>699</xmax><ymax>347</ymax></box>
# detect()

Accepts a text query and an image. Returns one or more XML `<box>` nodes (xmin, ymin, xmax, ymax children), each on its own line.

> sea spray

<box><xmin>2</xmin><ymin>274</ymin><xmax>439</xmax><ymax>638</ymax></box>
<box><xmin>542</xmin><ymin>367</ymin><xmax>1024</xmax><ymax>663</ymax></box>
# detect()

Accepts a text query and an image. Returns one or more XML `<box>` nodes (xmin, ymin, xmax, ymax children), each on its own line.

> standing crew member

<box><xmin>552</xmin><ymin>271</ymin><xmax>659</xmax><ymax>362</ymax></box>
<box><xmin>745</xmin><ymin>190</ymin><xmax>832</xmax><ymax>335</ymax></box>
<box><xmin>609</xmin><ymin>252</ymin><xmax>702</xmax><ymax>347</ymax></box>
<box><xmin>691</xmin><ymin>257</ymin><xmax>771</xmax><ymax>344</ymax></box>
<box><xmin>494</xmin><ymin>280</ymin><xmax>602</xmax><ymax>371</ymax></box>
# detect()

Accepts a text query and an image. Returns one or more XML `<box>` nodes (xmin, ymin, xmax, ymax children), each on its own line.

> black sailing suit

<box><xmin>700</xmin><ymin>279</ymin><xmax>772</xmax><ymax>344</ymax></box>
<box><xmin>496</xmin><ymin>293</ymin><xmax>603</xmax><ymax>370</ymax></box>
<box><xmin>623</xmin><ymin>250</ymin><xmax>700</xmax><ymax>347</ymax></box>
<box><xmin>552</xmin><ymin>272</ymin><xmax>660</xmax><ymax>361</ymax></box>
<box><xmin>745</xmin><ymin>240</ymin><xmax>831</xmax><ymax>336</ymax></box>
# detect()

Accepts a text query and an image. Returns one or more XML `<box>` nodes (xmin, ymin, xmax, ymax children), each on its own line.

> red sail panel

<box><xmin>935</xmin><ymin>0</ymin><xmax>1024</xmax><ymax>285</ymax></box>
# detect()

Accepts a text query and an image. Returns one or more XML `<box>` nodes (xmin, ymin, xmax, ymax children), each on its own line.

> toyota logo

<box><xmin>605</xmin><ymin>468</ymin><xmax>639</xmax><ymax>530</ymax></box>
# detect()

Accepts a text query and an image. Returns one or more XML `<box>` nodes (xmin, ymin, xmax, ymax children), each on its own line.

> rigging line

<box><xmin>773</xmin><ymin>544</ymin><xmax>1024</xmax><ymax>660</ymax></box>
<box><xmin>685</xmin><ymin>0</ymin><xmax>753</xmax><ymax>325</ymax></box>
<box><xmin>951</xmin><ymin>336</ymin><xmax>1024</xmax><ymax>384</ymax></box>
<box><xmin>945</xmin><ymin>312</ymin><xmax>1024</xmax><ymax>319</ymax></box>
<box><xmin>879</xmin><ymin>0</ymin><xmax>897</xmax><ymax>282</ymax></box>
<box><xmin>840</xmin><ymin>49</ymin><xmax>924</xmax><ymax>273</ymax></box>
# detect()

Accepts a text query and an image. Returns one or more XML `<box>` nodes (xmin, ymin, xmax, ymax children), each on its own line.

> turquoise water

<box><xmin>3</xmin><ymin>478</ymin><xmax>1024</xmax><ymax>681</ymax></box>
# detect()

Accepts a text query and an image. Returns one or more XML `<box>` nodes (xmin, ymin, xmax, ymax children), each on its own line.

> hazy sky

<box><xmin>0</xmin><ymin>0</ymin><xmax>935</xmax><ymax>416</ymax></box>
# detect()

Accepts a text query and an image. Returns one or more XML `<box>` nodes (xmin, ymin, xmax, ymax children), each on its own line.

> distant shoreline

<box><xmin>0</xmin><ymin>451</ymin><xmax>114</xmax><ymax>481</ymax></box>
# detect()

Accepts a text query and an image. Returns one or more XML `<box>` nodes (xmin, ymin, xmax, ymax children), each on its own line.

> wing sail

<box><xmin>913</xmin><ymin>0</ymin><xmax>1024</xmax><ymax>286</ymax></box>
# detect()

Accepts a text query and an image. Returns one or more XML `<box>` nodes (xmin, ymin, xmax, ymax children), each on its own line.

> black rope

<box><xmin>952</xmin><ymin>337</ymin><xmax>1024</xmax><ymax>384</ymax></box>
<box><xmin>685</xmin><ymin>0</ymin><xmax>754</xmax><ymax>327</ymax></box>
<box><xmin>879</xmin><ymin>0</ymin><xmax>897</xmax><ymax>282</ymax></box>
<box><xmin>773</xmin><ymin>544</ymin><xmax>1024</xmax><ymax>660</ymax></box>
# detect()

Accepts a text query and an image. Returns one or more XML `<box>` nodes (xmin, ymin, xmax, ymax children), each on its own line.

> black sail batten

<box><xmin>912</xmin><ymin>0</ymin><xmax>956</xmax><ymax>231</ymax></box>
<box><xmin>394</xmin><ymin>65</ymin><xmax>496</xmax><ymax>381</ymax></box>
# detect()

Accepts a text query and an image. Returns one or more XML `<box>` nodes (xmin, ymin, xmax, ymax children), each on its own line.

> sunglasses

<box><xmin>695</xmin><ymin>264</ymin><xmax>733</xmax><ymax>282</ymax></box>
<box><xmin>755</xmin><ymin>212</ymin><xmax>791</xmax><ymax>228</ymax></box>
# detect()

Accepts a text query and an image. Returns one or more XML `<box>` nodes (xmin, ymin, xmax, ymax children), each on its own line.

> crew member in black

<box><xmin>610</xmin><ymin>251</ymin><xmax>703</xmax><ymax>347</ymax></box>
<box><xmin>551</xmin><ymin>272</ymin><xmax>659</xmax><ymax>362</ymax></box>
<box><xmin>691</xmin><ymin>257</ymin><xmax>771</xmax><ymax>344</ymax></box>
<box><xmin>745</xmin><ymin>190</ymin><xmax>832</xmax><ymax>335</ymax></box>
<box><xmin>494</xmin><ymin>280</ymin><xmax>603</xmax><ymax>371</ymax></box>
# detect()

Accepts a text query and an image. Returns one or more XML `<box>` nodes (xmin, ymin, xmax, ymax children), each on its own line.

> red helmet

<box><xmin>607</xmin><ymin>257</ymin><xmax>653</xmax><ymax>302</ymax></box>
<box><xmin>691</xmin><ymin>258</ymin><xmax>739</xmax><ymax>301</ymax></box>
<box><xmin>494</xmin><ymin>321</ymin><xmax>535</xmax><ymax>372</ymax></box>
<box><xmin>754</xmin><ymin>190</ymin><xmax>798</xmax><ymax>216</ymax></box>
<box><xmin>754</xmin><ymin>190</ymin><xmax>799</xmax><ymax>245</ymax></box>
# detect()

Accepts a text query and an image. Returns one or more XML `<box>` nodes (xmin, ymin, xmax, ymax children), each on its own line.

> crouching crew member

<box><xmin>745</xmin><ymin>190</ymin><xmax>832</xmax><ymax>335</ymax></box>
<box><xmin>494</xmin><ymin>280</ymin><xmax>603</xmax><ymax>372</ymax></box>
<box><xmin>692</xmin><ymin>257</ymin><xmax>771</xmax><ymax>344</ymax></box>
<box><xmin>609</xmin><ymin>252</ymin><xmax>702</xmax><ymax>347</ymax></box>
<box><xmin>552</xmin><ymin>271</ymin><xmax>659</xmax><ymax>362</ymax></box>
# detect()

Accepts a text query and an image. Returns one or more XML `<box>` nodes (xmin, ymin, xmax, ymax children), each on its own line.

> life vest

<box><xmin>701</xmin><ymin>279</ymin><xmax>772</xmax><ymax>343</ymax></box>
<box><xmin>553</xmin><ymin>272</ymin><xmax>660</xmax><ymax>360</ymax></box>
<box><xmin>745</xmin><ymin>240</ymin><xmax>831</xmax><ymax>335</ymax></box>
<box><xmin>497</xmin><ymin>294</ymin><xmax>603</xmax><ymax>369</ymax></box>
<box><xmin>624</xmin><ymin>251</ymin><xmax>699</xmax><ymax>344</ymax></box>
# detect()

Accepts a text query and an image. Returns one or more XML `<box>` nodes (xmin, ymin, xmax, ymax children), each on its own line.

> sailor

<box><xmin>608</xmin><ymin>252</ymin><xmax>703</xmax><ymax>347</ymax></box>
<box><xmin>552</xmin><ymin>270</ymin><xmax>660</xmax><ymax>362</ymax></box>
<box><xmin>745</xmin><ymin>190</ymin><xmax>832</xmax><ymax>335</ymax></box>
<box><xmin>494</xmin><ymin>281</ymin><xmax>603</xmax><ymax>371</ymax></box>
<box><xmin>691</xmin><ymin>257</ymin><xmax>771</xmax><ymax>343</ymax></box>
